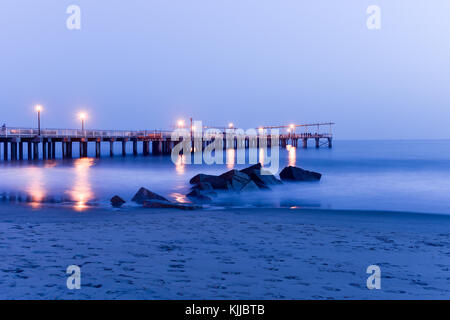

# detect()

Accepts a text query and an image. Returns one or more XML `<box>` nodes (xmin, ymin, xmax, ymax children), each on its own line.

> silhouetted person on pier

<box><xmin>1</xmin><ymin>124</ymin><xmax>5</xmax><ymax>133</ymax></box>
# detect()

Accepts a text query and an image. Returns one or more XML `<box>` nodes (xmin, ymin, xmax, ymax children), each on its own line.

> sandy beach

<box><xmin>0</xmin><ymin>204</ymin><xmax>449</xmax><ymax>299</ymax></box>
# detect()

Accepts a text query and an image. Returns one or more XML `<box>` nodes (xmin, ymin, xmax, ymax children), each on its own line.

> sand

<box><xmin>0</xmin><ymin>204</ymin><xmax>449</xmax><ymax>299</ymax></box>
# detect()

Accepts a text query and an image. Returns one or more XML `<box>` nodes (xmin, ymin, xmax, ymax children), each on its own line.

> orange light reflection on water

<box><xmin>170</xmin><ymin>192</ymin><xmax>189</xmax><ymax>204</ymax></box>
<box><xmin>25</xmin><ymin>167</ymin><xmax>46</xmax><ymax>208</ymax></box>
<box><xmin>287</xmin><ymin>144</ymin><xmax>296</xmax><ymax>167</ymax></box>
<box><xmin>175</xmin><ymin>155</ymin><xmax>185</xmax><ymax>175</ymax></box>
<box><xmin>226</xmin><ymin>148</ymin><xmax>235</xmax><ymax>169</ymax></box>
<box><xmin>68</xmin><ymin>158</ymin><xmax>94</xmax><ymax>211</ymax></box>
<box><xmin>258</xmin><ymin>148</ymin><xmax>266</xmax><ymax>166</ymax></box>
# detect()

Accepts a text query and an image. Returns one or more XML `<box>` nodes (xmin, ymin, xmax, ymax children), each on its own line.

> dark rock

<box><xmin>186</xmin><ymin>189</ymin><xmax>213</xmax><ymax>203</ymax></box>
<box><xmin>143</xmin><ymin>200</ymin><xmax>201</xmax><ymax>210</ymax></box>
<box><xmin>189</xmin><ymin>174</ymin><xmax>228</xmax><ymax>190</ymax></box>
<box><xmin>131</xmin><ymin>187</ymin><xmax>168</xmax><ymax>204</ymax></box>
<box><xmin>111</xmin><ymin>195</ymin><xmax>126</xmax><ymax>208</ymax></box>
<box><xmin>240</xmin><ymin>180</ymin><xmax>259</xmax><ymax>192</ymax></box>
<box><xmin>186</xmin><ymin>182</ymin><xmax>217</xmax><ymax>203</ymax></box>
<box><xmin>279</xmin><ymin>166</ymin><xmax>322</xmax><ymax>182</ymax></box>
<box><xmin>219</xmin><ymin>169</ymin><xmax>253</xmax><ymax>192</ymax></box>
<box><xmin>193</xmin><ymin>182</ymin><xmax>215</xmax><ymax>193</ymax></box>
<box><xmin>240</xmin><ymin>163</ymin><xmax>282</xmax><ymax>189</ymax></box>
<box><xmin>189</xmin><ymin>168</ymin><xmax>272</xmax><ymax>193</ymax></box>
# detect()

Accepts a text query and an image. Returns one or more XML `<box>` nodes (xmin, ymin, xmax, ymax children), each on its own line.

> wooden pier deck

<box><xmin>0</xmin><ymin>123</ymin><xmax>333</xmax><ymax>161</ymax></box>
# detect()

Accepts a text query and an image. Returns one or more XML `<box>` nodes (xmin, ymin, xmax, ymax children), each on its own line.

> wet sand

<box><xmin>0</xmin><ymin>204</ymin><xmax>449</xmax><ymax>299</ymax></box>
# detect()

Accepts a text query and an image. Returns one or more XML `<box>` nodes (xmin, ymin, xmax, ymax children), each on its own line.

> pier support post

<box><xmin>82</xmin><ymin>142</ymin><xmax>87</xmax><ymax>157</ymax></box>
<box><xmin>47</xmin><ymin>141</ymin><xmax>52</xmax><ymax>159</ymax></box>
<box><xmin>95</xmin><ymin>140</ymin><xmax>101</xmax><ymax>158</ymax></box>
<box><xmin>11</xmin><ymin>141</ymin><xmax>17</xmax><ymax>161</ymax></box>
<box><xmin>3</xmin><ymin>141</ymin><xmax>8</xmax><ymax>160</ymax></box>
<box><xmin>163</xmin><ymin>141</ymin><xmax>171</xmax><ymax>155</ymax></box>
<box><xmin>42</xmin><ymin>140</ymin><xmax>47</xmax><ymax>160</ymax></box>
<box><xmin>143</xmin><ymin>141</ymin><xmax>149</xmax><ymax>156</ymax></box>
<box><xmin>19</xmin><ymin>141</ymin><xmax>23</xmax><ymax>160</ymax></box>
<box><xmin>328</xmin><ymin>137</ymin><xmax>332</xmax><ymax>148</ymax></box>
<box><xmin>302</xmin><ymin>138</ymin><xmax>308</xmax><ymax>149</ymax></box>
<box><xmin>109</xmin><ymin>140</ymin><xmax>114</xmax><ymax>157</ymax></box>
<box><xmin>28</xmin><ymin>142</ymin><xmax>32</xmax><ymax>160</ymax></box>
<box><xmin>315</xmin><ymin>138</ymin><xmax>320</xmax><ymax>149</ymax></box>
<box><xmin>79</xmin><ymin>141</ymin><xmax>83</xmax><ymax>158</ymax></box>
<box><xmin>52</xmin><ymin>141</ymin><xmax>56</xmax><ymax>158</ymax></box>
<box><xmin>152</xmin><ymin>141</ymin><xmax>161</xmax><ymax>155</ymax></box>
<box><xmin>68</xmin><ymin>142</ymin><xmax>73</xmax><ymax>158</ymax></box>
<box><xmin>33</xmin><ymin>142</ymin><xmax>39</xmax><ymax>160</ymax></box>
<box><xmin>133</xmin><ymin>140</ymin><xmax>137</xmax><ymax>156</ymax></box>
<box><xmin>122</xmin><ymin>140</ymin><xmax>126</xmax><ymax>156</ymax></box>
<box><xmin>62</xmin><ymin>142</ymin><xmax>66</xmax><ymax>159</ymax></box>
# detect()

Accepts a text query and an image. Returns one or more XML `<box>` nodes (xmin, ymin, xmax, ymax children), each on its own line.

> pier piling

<box><xmin>19</xmin><ymin>142</ymin><xmax>23</xmax><ymax>160</ymax></box>
<box><xmin>133</xmin><ymin>140</ymin><xmax>137</xmax><ymax>156</ymax></box>
<box><xmin>95</xmin><ymin>140</ymin><xmax>101</xmax><ymax>158</ymax></box>
<box><xmin>109</xmin><ymin>140</ymin><xmax>114</xmax><ymax>157</ymax></box>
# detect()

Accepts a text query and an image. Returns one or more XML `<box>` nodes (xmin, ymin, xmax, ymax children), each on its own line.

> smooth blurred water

<box><xmin>0</xmin><ymin>140</ymin><xmax>449</xmax><ymax>214</ymax></box>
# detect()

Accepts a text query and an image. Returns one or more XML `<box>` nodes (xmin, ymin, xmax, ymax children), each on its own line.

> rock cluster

<box><xmin>110</xmin><ymin>165</ymin><xmax>322</xmax><ymax>209</ymax></box>
<box><xmin>187</xmin><ymin>164</ymin><xmax>283</xmax><ymax>203</ymax></box>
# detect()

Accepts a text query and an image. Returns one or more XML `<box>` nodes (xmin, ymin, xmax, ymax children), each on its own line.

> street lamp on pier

<box><xmin>79</xmin><ymin>112</ymin><xmax>87</xmax><ymax>133</ymax></box>
<box><xmin>35</xmin><ymin>105</ymin><xmax>43</xmax><ymax>136</ymax></box>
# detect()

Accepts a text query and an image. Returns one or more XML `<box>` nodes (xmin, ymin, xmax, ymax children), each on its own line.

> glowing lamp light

<box><xmin>177</xmin><ymin>120</ymin><xmax>185</xmax><ymax>127</ymax></box>
<box><xmin>79</xmin><ymin>112</ymin><xmax>87</xmax><ymax>120</ymax></box>
<box><xmin>290</xmin><ymin>124</ymin><xmax>295</xmax><ymax>129</ymax></box>
<box><xmin>35</xmin><ymin>105</ymin><xmax>42</xmax><ymax>112</ymax></box>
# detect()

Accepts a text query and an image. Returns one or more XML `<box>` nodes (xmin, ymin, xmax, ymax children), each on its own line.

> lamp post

<box><xmin>35</xmin><ymin>105</ymin><xmax>42</xmax><ymax>135</ymax></box>
<box><xmin>79</xmin><ymin>112</ymin><xmax>86</xmax><ymax>134</ymax></box>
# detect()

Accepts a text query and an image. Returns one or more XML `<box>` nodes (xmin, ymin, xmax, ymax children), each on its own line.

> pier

<box><xmin>0</xmin><ymin>123</ymin><xmax>333</xmax><ymax>161</ymax></box>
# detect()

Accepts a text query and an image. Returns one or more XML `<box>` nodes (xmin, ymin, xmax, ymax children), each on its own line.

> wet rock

<box><xmin>240</xmin><ymin>163</ymin><xmax>282</xmax><ymax>189</ymax></box>
<box><xmin>193</xmin><ymin>182</ymin><xmax>215</xmax><ymax>194</ymax></box>
<box><xmin>219</xmin><ymin>170</ymin><xmax>253</xmax><ymax>192</ymax></box>
<box><xmin>189</xmin><ymin>169</ymin><xmax>265</xmax><ymax>193</ymax></box>
<box><xmin>110</xmin><ymin>195</ymin><xmax>126</xmax><ymax>208</ymax></box>
<box><xmin>186</xmin><ymin>189</ymin><xmax>212</xmax><ymax>203</ymax></box>
<box><xmin>186</xmin><ymin>182</ymin><xmax>217</xmax><ymax>203</ymax></box>
<box><xmin>279</xmin><ymin>166</ymin><xmax>322</xmax><ymax>182</ymax></box>
<box><xmin>131</xmin><ymin>187</ymin><xmax>168</xmax><ymax>204</ymax></box>
<box><xmin>143</xmin><ymin>200</ymin><xmax>201</xmax><ymax>210</ymax></box>
<box><xmin>240</xmin><ymin>180</ymin><xmax>259</xmax><ymax>192</ymax></box>
<box><xmin>189</xmin><ymin>174</ymin><xmax>228</xmax><ymax>190</ymax></box>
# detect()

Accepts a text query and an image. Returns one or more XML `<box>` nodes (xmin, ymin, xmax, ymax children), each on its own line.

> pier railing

<box><xmin>0</xmin><ymin>127</ymin><xmax>172</xmax><ymax>139</ymax></box>
<box><xmin>0</xmin><ymin>127</ymin><xmax>332</xmax><ymax>139</ymax></box>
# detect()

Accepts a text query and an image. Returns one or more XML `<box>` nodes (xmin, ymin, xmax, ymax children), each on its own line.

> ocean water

<box><xmin>0</xmin><ymin>140</ymin><xmax>449</xmax><ymax>214</ymax></box>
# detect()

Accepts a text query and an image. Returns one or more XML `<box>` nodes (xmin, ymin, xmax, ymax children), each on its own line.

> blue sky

<box><xmin>0</xmin><ymin>1</ymin><xmax>449</xmax><ymax>139</ymax></box>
